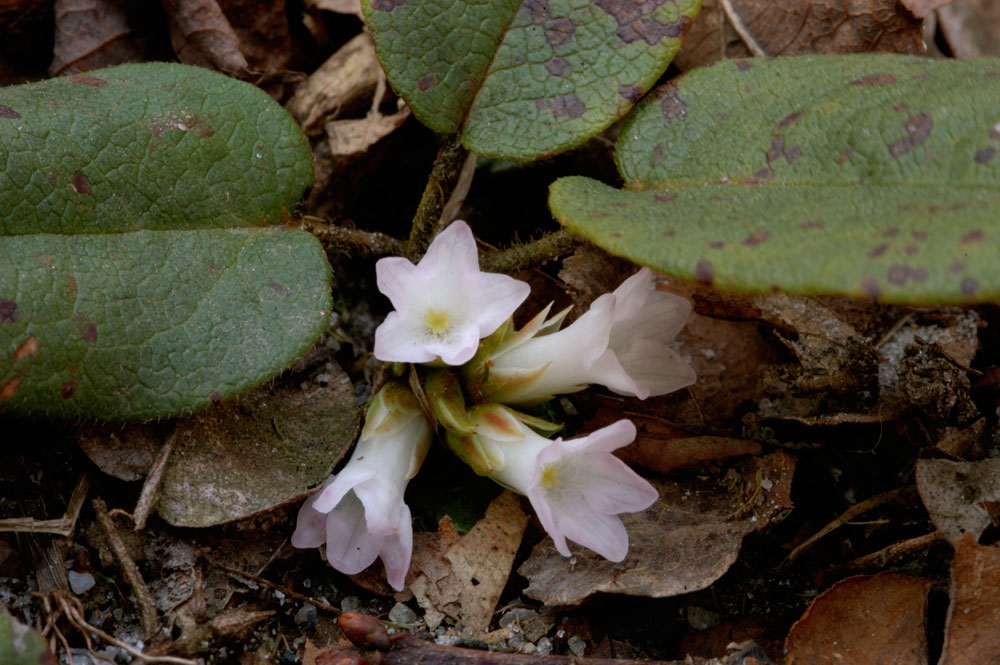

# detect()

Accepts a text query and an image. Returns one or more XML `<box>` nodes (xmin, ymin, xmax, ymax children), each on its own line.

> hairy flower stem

<box><xmin>408</xmin><ymin>134</ymin><xmax>469</xmax><ymax>259</ymax></box>
<box><xmin>480</xmin><ymin>228</ymin><xmax>581</xmax><ymax>274</ymax></box>
<box><xmin>301</xmin><ymin>216</ymin><xmax>406</xmax><ymax>258</ymax></box>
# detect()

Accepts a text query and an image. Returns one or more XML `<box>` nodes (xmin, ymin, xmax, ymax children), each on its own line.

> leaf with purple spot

<box><xmin>551</xmin><ymin>55</ymin><xmax>1000</xmax><ymax>304</ymax></box>
<box><xmin>363</xmin><ymin>0</ymin><xmax>702</xmax><ymax>161</ymax></box>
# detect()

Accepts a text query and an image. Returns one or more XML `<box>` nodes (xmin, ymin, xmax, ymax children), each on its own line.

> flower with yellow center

<box><xmin>373</xmin><ymin>221</ymin><xmax>530</xmax><ymax>365</ymax></box>
<box><xmin>455</xmin><ymin>404</ymin><xmax>657</xmax><ymax>562</ymax></box>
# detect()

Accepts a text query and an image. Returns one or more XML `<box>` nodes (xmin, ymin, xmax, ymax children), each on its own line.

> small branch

<box><xmin>408</xmin><ymin>134</ymin><xmax>469</xmax><ymax>259</ymax></box>
<box><xmin>437</xmin><ymin>150</ymin><xmax>479</xmax><ymax>232</ymax></box>
<box><xmin>480</xmin><ymin>229</ymin><xmax>581</xmax><ymax>274</ymax></box>
<box><xmin>841</xmin><ymin>531</ymin><xmax>944</xmax><ymax>571</ymax></box>
<box><xmin>201</xmin><ymin>551</ymin><xmax>342</xmax><ymax>616</ymax></box>
<box><xmin>718</xmin><ymin>0</ymin><xmax>767</xmax><ymax>56</ymax></box>
<box><xmin>782</xmin><ymin>487</ymin><xmax>908</xmax><ymax>565</ymax></box>
<box><xmin>93</xmin><ymin>498</ymin><xmax>159</xmax><ymax>639</ymax></box>
<box><xmin>133</xmin><ymin>431</ymin><xmax>176</xmax><ymax>530</ymax></box>
<box><xmin>332</xmin><ymin>612</ymin><xmax>759</xmax><ymax>665</ymax></box>
<box><xmin>300</xmin><ymin>216</ymin><xmax>406</xmax><ymax>259</ymax></box>
<box><xmin>0</xmin><ymin>473</ymin><xmax>90</xmax><ymax>537</ymax></box>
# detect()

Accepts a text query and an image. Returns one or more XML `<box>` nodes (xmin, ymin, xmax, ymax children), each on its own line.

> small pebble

<box><xmin>508</xmin><ymin>634</ymin><xmax>525</xmax><ymax>650</ymax></box>
<box><xmin>68</xmin><ymin>571</ymin><xmax>95</xmax><ymax>595</ymax></box>
<box><xmin>686</xmin><ymin>605</ymin><xmax>720</xmax><ymax>631</ymax></box>
<box><xmin>567</xmin><ymin>635</ymin><xmax>586</xmax><ymax>658</ymax></box>
<box><xmin>498</xmin><ymin>607</ymin><xmax>537</xmax><ymax>629</ymax></box>
<box><xmin>536</xmin><ymin>637</ymin><xmax>553</xmax><ymax>656</ymax></box>
<box><xmin>522</xmin><ymin>642</ymin><xmax>537</xmax><ymax>654</ymax></box>
<box><xmin>341</xmin><ymin>596</ymin><xmax>361</xmax><ymax>612</ymax></box>
<box><xmin>389</xmin><ymin>602</ymin><xmax>419</xmax><ymax>626</ymax></box>
<box><xmin>294</xmin><ymin>604</ymin><xmax>317</xmax><ymax>630</ymax></box>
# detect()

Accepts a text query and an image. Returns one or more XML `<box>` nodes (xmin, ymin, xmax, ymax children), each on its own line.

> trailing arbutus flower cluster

<box><xmin>292</xmin><ymin>221</ymin><xmax>697</xmax><ymax>590</ymax></box>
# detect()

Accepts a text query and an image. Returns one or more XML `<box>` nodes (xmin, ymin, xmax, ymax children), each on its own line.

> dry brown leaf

<box><xmin>218</xmin><ymin>0</ymin><xmax>294</xmax><ymax>74</ymax></box>
<box><xmin>49</xmin><ymin>0</ymin><xmax>147</xmax><ymax>75</ymax></box>
<box><xmin>935</xmin><ymin>418</ymin><xmax>987</xmax><ymax>458</ymax></box>
<box><xmin>287</xmin><ymin>33</ymin><xmax>383</xmax><ymax>136</ymax></box>
<box><xmin>672</xmin><ymin>0</ymin><xmax>752</xmax><ymax>71</ymax></box>
<box><xmin>519</xmin><ymin>452</ymin><xmax>794</xmax><ymax>606</ymax></box>
<box><xmin>938</xmin><ymin>0</ymin><xmax>1000</xmax><ymax>57</ymax></box>
<box><xmin>900</xmin><ymin>0</ymin><xmax>955</xmax><ymax>17</ymax></box>
<box><xmin>783</xmin><ymin>572</ymin><xmax>933</xmax><ymax>665</ymax></box>
<box><xmin>307</xmin><ymin>0</ymin><xmax>362</xmax><ymax>16</ymax></box>
<box><xmin>77</xmin><ymin>422</ymin><xmax>169</xmax><ymax>482</ymax></box>
<box><xmin>326</xmin><ymin>110</ymin><xmax>411</xmax><ymax>158</ymax></box>
<box><xmin>410</xmin><ymin>491</ymin><xmax>528</xmax><ymax>635</ymax></box>
<box><xmin>916</xmin><ymin>458</ymin><xmax>1000</xmax><ymax>544</ymax></box>
<box><xmin>756</xmin><ymin>293</ymin><xmax>876</xmax><ymax>395</ymax></box>
<box><xmin>721</xmin><ymin>0</ymin><xmax>924</xmax><ymax>56</ymax></box>
<box><xmin>161</xmin><ymin>0</ymin><xmax>248</xmax><ymax>75</ymax></box>
<box><xmin>939</xmin><ymin>535</ymin><xmax>1000</xmax><ymax>665</ymax></box>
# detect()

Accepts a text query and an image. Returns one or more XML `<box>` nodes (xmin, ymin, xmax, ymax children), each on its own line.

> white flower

<box><xmin>291</xmin><ymin>382</ymin><xmax>430</xmax><ymax>590</ymax></box>
<box><xmin>374</xmin><ymin>220</ymin><xmax>530</xmax><ymax>365</ymax></box>
<box><xmin>457</xmin><ymin>405</ymin><xmax>657</xmax><ymax>561</ymax></box>
<box><xmin>481</xmin><ymin>268</ymin><xmax>696</xmax><ymax>404</ymax></box>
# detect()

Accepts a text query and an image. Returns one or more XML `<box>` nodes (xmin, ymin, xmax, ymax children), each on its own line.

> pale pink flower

<box><xmin>374</xmin><ymin>221</ymin><xmax>530</xmax><ymax>365</ymax></box>
<box><xmin>459</xmin><ymin>405</ymin><xmax>657</xmax><ymax>561</ymax></box>
<box><xmin>483</xmin><ymin>268</ymin><xmax>696</xmax><ymax>404</ymax></box>
<box><xmin>291</xmin><ymin>382</ymin><xmax>430</xmax><ymax>590</ymax></box>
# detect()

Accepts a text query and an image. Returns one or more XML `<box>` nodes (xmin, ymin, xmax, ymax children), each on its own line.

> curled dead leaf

<box><xmin>916</xmin><ymin>458</ymin><xmax>1000</xmax><ymax>544</ymax></box>
<box><xmin>939</xmin><ymin>535</ymin><xmax>1000</xmax><ymax>665</ymax></box>
<box><xmin>784</xmin><ymin>572</ymin><xmax>933</xmax><ymax>665</ymax></box>
<box><xmin>720</xmin><ymin>0</ymin><xmax>924</xmax><ymax>56</ymax></box>
<box><xmin>519</xmin><ymin>452</ymin><xmax>794</xmax><ymax>606</ymax></box>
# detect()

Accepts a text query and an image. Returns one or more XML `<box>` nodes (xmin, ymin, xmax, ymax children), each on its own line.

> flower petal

<box><xmin>379</xmin><ymin>505</ymin><xmax>414</xmax><ymax>591</ymax></box>
<box><xmin>324</xmin><ymin>492</ymin><xmax>384</xmax><ymax>575</ymax></box>
<box><xmin>419</xmin><ymin>220</ymin><xmax>480</xmax><ymax>276</ymax></box>
<box><xmin>611</xmin><ymin>339</ymin><xmax>697</xmax><ymax>398</ymax></box>
<box><xmin>579</xmin><ymin>454</ymin><xmax>659</xmax><ymax>515</ymax></box>
<box><xmin>374</xmin><ymin>312</ymin><xmax>437</xmax><ymax>363</ymax></box>
<box><xmin>311</xmin><ymin>465</ymin><xmax>377</xmax><ymax>513</ymax></box>
<box><xmin>291</xmin><ymin>495</ymin><xmax>328</xmax><ymax>549</ymax></box>
<box><xmin>553</xmin><ymin>502</ymin><xmax>630</xmax><ymax>562</ymax></box>
<box><xmin>375</xmin><ymin>257</ymin><xmax>429</xmax><ymax>316</ymax></box>
<box><xmin>425</xmin><ymin>321</ymin><xmax>481</xmax><ymax>366</ymax></box>
<box><xmin>470</xmin><ymin>272</ymin><xmax>531</xmax><ymax>337</ymax></box>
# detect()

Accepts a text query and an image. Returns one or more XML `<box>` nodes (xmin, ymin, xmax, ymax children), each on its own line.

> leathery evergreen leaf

<box><xmin>363</xmin><ymin>0</ymin><xmax>702</xmax><ymax>161</ymax></box>
<box><xmin>0</xmin><ymin>63</ymin><xmax>330</xmax><ymax>420</ymax></box>
<box><xmin>551</xmin><ymin>55</ymin><xmax>1000</xmax><ymax>303</ymax></box>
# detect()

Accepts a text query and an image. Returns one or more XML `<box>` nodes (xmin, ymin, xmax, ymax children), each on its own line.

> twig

<box><xmin>93</xmin><ymin>498</ymin><xmax>159</xmax><ymax>639</ymax></box>
<box><xmin>718</xmin><ymin>0</ymin><xmax>767</xmax><ymax>56</ymax></box>
<box><xmin>200</xmin><ymin>551</ymin><xmax>342</xmax><ymax>616</ymax></box>
<box><xmin>329</xmin><ymin>612</ymin><xmax>758</xmax><ymax>665</ymax></box>
<box><xmin>301</xmin><ymin>216</ymin><xmax>407</xmax><ymax>259</ymax></box>
<box><xmin>437</xmin><ymin>150</ymin><xmax>479</xmax><ymax>231</ymax></box>
<box><xmin>479</xmin><ymin>229</ymin><xmax>580</xmax><ymax>274</ymax></box>
<box><xmin>408</xmin><ymin>134</ymin><xmax>469</xmax><ymax>259</ymax></box>
<box><xmin>841</xmin><ymin>531</ymin><xmax>944</xmax><ymax>571</ymax></box>
<box><xmin>133</xmin><ymin>431</ymin><xmax>177</xmax><ymax>530</ymax></box>
<box><xmin>782</xmin><ymin>487</ymin><xmax>908</xmax><ymax>565</ymax></box>
<box><xmin>39</xmin><ymin>590</ymin><xmax>196</xmax><ymax>665</ymax></box>
<box><xmin>0</xmin><ymin>473</ymin><xmax>90</xmax><ymax>536</ymax></box>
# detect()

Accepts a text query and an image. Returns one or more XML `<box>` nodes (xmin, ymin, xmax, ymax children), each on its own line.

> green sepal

<box><xmin>424</xmin><ymin>368</ymin><xmax>475</xmax><ymax>436</ymax></box>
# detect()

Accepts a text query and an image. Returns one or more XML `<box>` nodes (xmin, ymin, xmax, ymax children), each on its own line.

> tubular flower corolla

<box><xmin>483</xmin><ymin>268</ymin><xmax>696</xmax><ymax>404</ymax></box>
<box><xmin>291</xmin><ymin>382</ymin><xmax>430</xmax><ymax>590</ymax></box>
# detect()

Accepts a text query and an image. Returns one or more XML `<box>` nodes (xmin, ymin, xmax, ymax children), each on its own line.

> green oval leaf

<box><xmin>0</xmin><ymin>607</ymin><xmax>52</xmax><ymax>665</ymax></box>
<box><xmin>364</xmin><ymin>0</ymin><xmax>702</xmax><ymax>161</ymax></box>
<box><xmin>0</xmin><ymin>63</ymin><xmax>313</xmax><ymax>233</ymax></box>
<box><xmin>551</xmin><ymin>55</ymin><xmax>1000</xmax><ymax>303</ymax></box>
<box><xmin>0</xmin><ymin>64</ymin><xmax>330</xmax><ymax>420</ymax></box>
